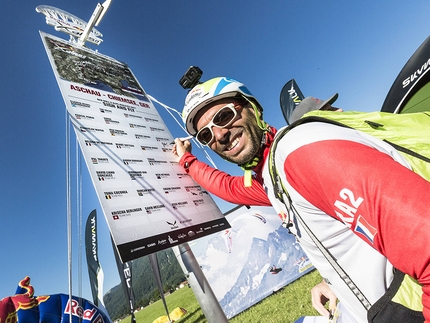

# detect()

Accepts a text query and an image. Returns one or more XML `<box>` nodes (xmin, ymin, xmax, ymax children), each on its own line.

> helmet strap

<box><xmin>242</xmin><ymin>96</ymin><xmax>269</xmax><ymax>132</ymax></box>
<box><xmin>241</xmin><ymin>156</ymin><xmax>260</xmax><ymax>187</ymax></box>
<box><xmin>240</xmin><ymin>96</ymin><xmax>269</xmax><ymax>187</ymax></box>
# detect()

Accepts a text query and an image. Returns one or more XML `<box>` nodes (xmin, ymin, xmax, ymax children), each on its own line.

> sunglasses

<box><xmin>196</xmin><ymin>103</ymin><xmax>240</xmax><ymax>145</ymax></box>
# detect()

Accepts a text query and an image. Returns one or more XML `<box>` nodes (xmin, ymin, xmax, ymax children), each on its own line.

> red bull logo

<box><xmin>0</xmin><ymin>277</ymin><xmax>49</xmax><ymax>323</ymax></box>
<box><xmin>65</xmin><ymin>299</ymin><xmax>102</xmax><ymax>322</ymax></box>
<box><xmin>0</xmin><ymin>277</ymin><xmax>110</xmax><ymax>323</ymax></box>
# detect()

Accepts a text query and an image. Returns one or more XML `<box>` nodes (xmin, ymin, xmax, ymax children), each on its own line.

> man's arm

<box><xmin>179</xmin><ymin>152</ymin><xmax>271</xmax><ymax>206</ymax></box>
<box><xmin>284</xmin><ymin>139</ymin><xmax>430</xmax><ymax>321</ymax></box>
<box><xmin>172</xmin><ymin>138</ymin><xmax>271</xmax><ymax>206</ymax></box>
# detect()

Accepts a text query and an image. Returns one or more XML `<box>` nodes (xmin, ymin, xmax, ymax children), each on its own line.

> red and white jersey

<box><xmin>262</xmin><ymin>122</ymin><xmax>430</xmax><ymax>323</ymax></box>
<box><xmin>179</xmin><ymin>121</ymin><xmax>430</xmax><ymax>322</ymax></box>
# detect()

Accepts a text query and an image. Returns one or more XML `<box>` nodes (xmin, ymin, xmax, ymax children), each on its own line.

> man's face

<box><xmin>195</xmin><ymin>99</ymin><xmax>264</xmax><ymax>165</ymax></box>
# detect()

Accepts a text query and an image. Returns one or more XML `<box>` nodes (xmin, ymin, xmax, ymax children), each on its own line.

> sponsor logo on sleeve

<box><xmin>334</xmin><ymin>187</ymin><xmax>377</xmax><ymax>244</ymax></box>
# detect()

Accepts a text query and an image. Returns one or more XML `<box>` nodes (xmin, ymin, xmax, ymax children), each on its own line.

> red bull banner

<box><xmin>39</xmin><ymin>31</ymin><xmax>229</xmax><ymax>262</ymax></box>
<box><xmin>0</xmin><ymin>276</ymin><xmax>111</xmax><ymax>323</ymax></box>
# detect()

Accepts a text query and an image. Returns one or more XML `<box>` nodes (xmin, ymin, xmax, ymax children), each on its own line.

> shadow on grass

<box><xmin>179</xmin><ymin>308</ymin><xmax>207</xmax><ymax>323</ymax></box>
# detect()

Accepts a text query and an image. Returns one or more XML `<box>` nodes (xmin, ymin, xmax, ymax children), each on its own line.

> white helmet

<box><xmin>182</xmin><ymin>77</ymin><xmax>260</xmax><ymax>136</ymax></box>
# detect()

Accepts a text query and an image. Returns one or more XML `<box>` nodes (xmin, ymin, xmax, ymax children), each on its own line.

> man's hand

<box><xmin>311</xmin><ymin>280</ymin><xmax>338</xmax><ymax>317</ymax></box>
<box><xmin>172</xmin><ymin>138</ymin><xmax>192</xmax><ymax>158</ymax></box>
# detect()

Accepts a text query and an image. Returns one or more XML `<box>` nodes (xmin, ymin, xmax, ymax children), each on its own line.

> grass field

<box><xmin>120</xmin><ymin>269</ymin><xmax>323</xmax><ymax>323</ymax></box>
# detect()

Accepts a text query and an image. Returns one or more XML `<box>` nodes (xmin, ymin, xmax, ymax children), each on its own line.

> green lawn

<box><xmin>120</xmin><ymin>269</ymin><xmax>322</xmax><ymax>323</ymax></box>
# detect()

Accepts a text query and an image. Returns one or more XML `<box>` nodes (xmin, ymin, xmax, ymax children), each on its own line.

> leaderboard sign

<box><xmin>40</xmin><ymin>31</ymin><xmax>229</xmax><ymax>262</ymax></box>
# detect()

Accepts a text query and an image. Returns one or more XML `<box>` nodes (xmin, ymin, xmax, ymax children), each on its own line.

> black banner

<box><xmin>279</xmin><ymin>78</ymin><xmax>305</xmax><ymax>124</ymax></box>
<box><xmin>85</xmin><ymin>209</ymin><xmax>102</xmax><ymax>306</ymax></box>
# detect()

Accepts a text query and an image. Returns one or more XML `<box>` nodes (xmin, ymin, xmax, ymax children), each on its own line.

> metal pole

<box><xmin>77</xmin><ymin>0</ymin><xmax>112</xmax><ymax>47</ymax></box>
<box><xmin>173</xmin><ymin>243</ymin><xmax>229</xmax><ymax>323</ymax></box>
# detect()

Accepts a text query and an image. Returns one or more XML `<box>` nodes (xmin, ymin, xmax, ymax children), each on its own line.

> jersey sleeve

<box><xmin>283</xmin><ymin>139</ymin><xmax>430</xmax><ymax>321</ymax></box>
<box><xmin>179</xmin><ymin>152</ymin><xmax>271</xmax><ymax>206</ymax></box>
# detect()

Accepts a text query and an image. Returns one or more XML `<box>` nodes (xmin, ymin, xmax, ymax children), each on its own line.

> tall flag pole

<box><xmin>78</xmin><ymin>0</ymin><xmax>111</xmax><ymax>47</ymax></box>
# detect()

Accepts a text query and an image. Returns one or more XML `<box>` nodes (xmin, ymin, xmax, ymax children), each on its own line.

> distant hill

<box><xmin>104</xmin><ymin>248</ymin><xmax>186</xmax><ymax>321</ymax></box>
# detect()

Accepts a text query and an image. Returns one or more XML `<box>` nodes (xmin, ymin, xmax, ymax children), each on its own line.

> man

<box><xmin>172</xmin><ymin>77</ymin><xmax>429</xmax><ymax>323</ymax></box>
<box><xmin>172</xmin><ymin>93</ymin><xmax>342</xmax><ymax>217</ymax></box>
<box><xmin>174</xmin><ymin>88</ymin><xmax>345</xmax><ymax>320</ymax></box>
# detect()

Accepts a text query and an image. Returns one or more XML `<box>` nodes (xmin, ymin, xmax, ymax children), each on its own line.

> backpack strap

<box><xmin>367</xmin><ymin>269</ymin><xmax>424</xmax><ymax>323</ymax></box>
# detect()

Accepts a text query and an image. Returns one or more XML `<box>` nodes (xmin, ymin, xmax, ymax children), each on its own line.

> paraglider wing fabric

<box><xmin>381</xmin><ymin>35</ymin><xmax>430</xmax><ymax>113</ymax></box>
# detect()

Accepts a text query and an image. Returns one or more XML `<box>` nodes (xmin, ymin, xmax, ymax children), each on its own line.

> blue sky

<box><xmin>0</xmin><ymin>0</ymin><xmax>429</xmax><ymax>307</ymax></box>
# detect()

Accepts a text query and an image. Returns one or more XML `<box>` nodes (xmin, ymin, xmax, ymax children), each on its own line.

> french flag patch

<box><xmin>354</xmin><ymin>215</ymin><xmax>377</xmax><ymax>244</ymax></box>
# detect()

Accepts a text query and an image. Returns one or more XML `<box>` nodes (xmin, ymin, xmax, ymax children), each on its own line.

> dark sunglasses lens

<box><xmin>196</xmin><ymin>105</ymin><xmax>236</xmax><ymax>145</ymax></box>
<box><xmin>214</xmin><ymin>107</ymin><xmax>236</xmax><ymax>126</ymax></box>
<box><xmin>197</xmin><ymin>128</ymin><xmax>212</xmax><ymax>145</ymax></box>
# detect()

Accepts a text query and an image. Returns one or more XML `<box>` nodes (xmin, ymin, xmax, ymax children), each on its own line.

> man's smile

<box><xmin>226</xmin><ymin>135</ymin><xmax>241</xmax><ymax>151</ymax></box>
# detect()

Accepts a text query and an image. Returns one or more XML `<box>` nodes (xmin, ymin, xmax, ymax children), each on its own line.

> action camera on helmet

<box><xmin>179</xmin><ymin>66</ymin><xmax>203</xmax><ymax>90</ymax></box>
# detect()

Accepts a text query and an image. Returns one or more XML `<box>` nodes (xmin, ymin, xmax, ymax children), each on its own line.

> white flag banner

<box><xmin>40</xmin><ymin>31</ymin><xmax>229</xmax><ymax>262</ymax></box>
